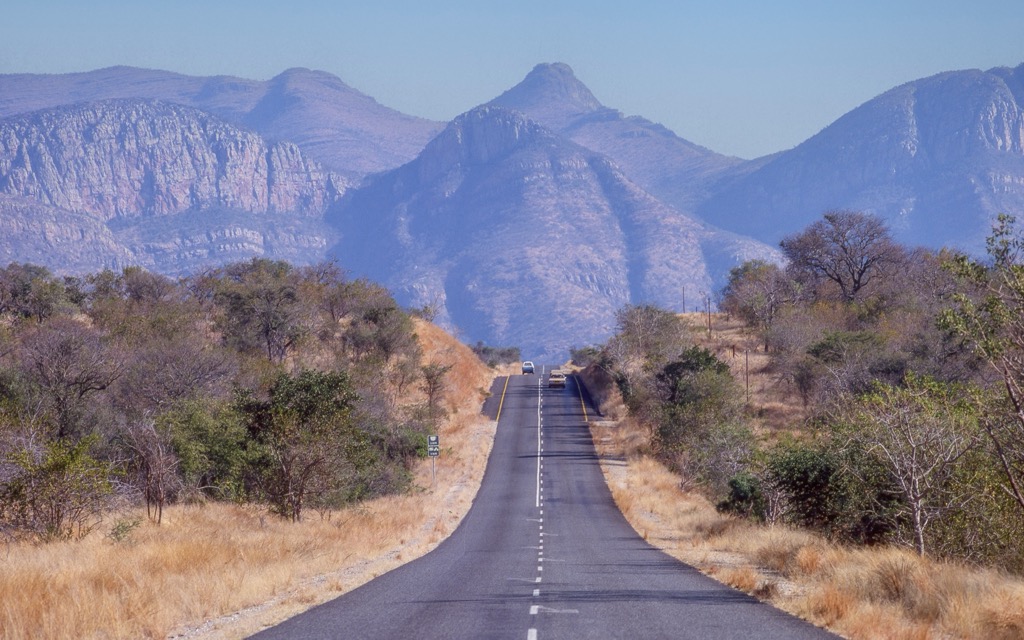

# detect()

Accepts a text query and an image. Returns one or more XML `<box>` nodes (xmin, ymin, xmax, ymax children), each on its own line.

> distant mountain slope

<box><xmin>330</xmin><ymin>106</ymin><xmax>777</xmax><ymax>359</ymax></box>
<box><xmin>490</xmin><ymin>63</ymin><xmax>743</xmax><ymax>213</ymax></box>
<box><xmin>0</xmin><ymin>99</ymin><xmax>342</xmax><ymax>273</ymax></box>
<box><xmin>1</xmin><ymin>61</ymin><xmax>1022</xmax><ymax>354</ymax></box>
<box><xmin>0</xmin><ymin>194</ymin><xmax>135</xmax><ymax>272</ymax></box>
<box><xmin>0</xmin><ymin>66</ymin><xmax>443</xmax><ymax>179</ymax></box>
<box><xmin>696</xmin><ymin>63</ymin><xmax>1024</xmax><ymax>252</ymax></box>
<box><xmin>0</xmin><ymin>99</ymin><xmax>342</xmax><ymax>219</ymax></box>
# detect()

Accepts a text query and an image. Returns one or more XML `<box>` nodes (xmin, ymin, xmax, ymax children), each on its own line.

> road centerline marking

<box><xmin>536</xmin><ymin>377</ymin><xmax>542</xmax><ymax>508</ymax></box>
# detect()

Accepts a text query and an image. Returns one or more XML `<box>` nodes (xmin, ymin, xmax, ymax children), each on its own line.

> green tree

<box><xmin>160</xmin><ymin>400</ymin><xmax>250</xmax><ymax>502</ymax></box>
<box><xmin>654</xmin><ymin>347</ymin><xmax>749</xmax><ymax>492</ymax></box>
<box><xmin>0</xmin><ymin>436</ymin><xmax>112</xmax><ymax>542</ymax></box>
<box><xmin>237</xmin><ymin>369</ymin><xmax>372</xmax><ymax>521</ymax></box>
<box><xmin>940</xmin><ymin>213</ymin><xmax>1024</xmax><ymax>513</ymax></box>
<box><xmin>214</xmin><ymin>259</ymin><xmax>309</xmax><ymax>363</ymax></box>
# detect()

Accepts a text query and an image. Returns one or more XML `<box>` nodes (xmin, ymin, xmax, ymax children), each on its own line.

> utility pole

<box><xmin>745</xmin><ymin>349</ymin><xmax>750</xmax><ymax>405</ymax></box>
<box><xmin>704</xmin><ymin>293</ymin><xmax>711</xmax><ymax>336</ymax></box>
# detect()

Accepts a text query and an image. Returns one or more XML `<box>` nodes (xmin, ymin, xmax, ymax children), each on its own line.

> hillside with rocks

<box><xmin>697</xmin><ymin>63</ymin><xmax>1024</xmax><ymax>252</ymax></box>
<box><xmin>490</xmin><ymin>63</ymin><xmax>743</xmax><ymax>214</ymax></box>
<box><xmin>0</xmin><ymin>99</ymin><xmax>343</xmax><ymax>273</ymax></box>
<box><xmin>0</xmin><ymin>66</ymin><xmax>443</xmax><ymax>180</ymax></box>
<box><xmin>330</xmin><ymin>106</ymin><xmax>777</xmax><ymax>359</ymax></box>
<box><xmin>0</xmin><ymin>61</ymin><xmax>1022</xmax><ymax>355</ymax></box>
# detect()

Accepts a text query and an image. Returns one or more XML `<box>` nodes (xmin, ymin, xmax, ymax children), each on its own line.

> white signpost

<box><xmin>428</xmin><ymin>435</ymin><xmax>439</xmax><ymax>483</ymax></box>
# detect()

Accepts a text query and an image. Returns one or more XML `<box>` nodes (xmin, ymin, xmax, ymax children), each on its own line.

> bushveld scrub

<box><xmin>590</xmin><ymin>417</ymin><xmax>1024</xmax><ymax>640</ymax></box>
<box><xmin>0</xmin><ymin>259</ymin><xmax>497</xmax><ymax>638</ymax></box>
<box><xmin>579</xmin><ymin>212</ymin><xmax>1024</xmax><ymax>638</ymax></box>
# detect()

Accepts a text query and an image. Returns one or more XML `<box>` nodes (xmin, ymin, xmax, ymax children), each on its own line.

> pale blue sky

<box><xmin>3</xmin><ymin>0</ymin><xmax>1023</xmax><ymax>158</ymax></box>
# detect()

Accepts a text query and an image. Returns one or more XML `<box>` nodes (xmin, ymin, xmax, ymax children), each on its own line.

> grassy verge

<box><xmin>0</xmin><ymin>319</ymin><xmax>500</xmax><ymax>639</ymax></box>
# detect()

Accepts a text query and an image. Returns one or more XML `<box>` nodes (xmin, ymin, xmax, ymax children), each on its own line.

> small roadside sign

<box><xmin>428</xmin><ymin>435</ymin><xmax>440</xmax><ymax>483</ymax></box>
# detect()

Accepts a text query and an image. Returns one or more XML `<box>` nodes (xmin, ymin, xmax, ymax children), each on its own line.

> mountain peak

<box><xmin>489</xmin><ymin>62</ymin><xmax>602</xmax><ymax>129</ymax></box>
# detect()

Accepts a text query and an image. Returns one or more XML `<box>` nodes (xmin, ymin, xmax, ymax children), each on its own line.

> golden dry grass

<box><xmin>590</xmin><ymin>419</ymin><xmax>1024</xmax><ymax>640</ymax></box>
<box><xmin>680</xmin><ymin>312</ymin><xmax>808</xmax><ymax>435</ymax></box>
<box><xmin>0</xmin><ymin>318</ymin><xmax>498</xmax><ymax>639</ymax></box>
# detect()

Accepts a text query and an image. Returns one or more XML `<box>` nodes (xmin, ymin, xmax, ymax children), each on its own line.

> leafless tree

<box><xmin>605</xmin><ymin>305</ymin><xmax>689</xmax><ymax>380</ymax></box>
<box><xmin>721</xmin><ymin>260</ymin><xmax>796</xmax><ymax>348</ymax></box>
<box><xmin>121</xmin><ymin>266</ymin><xmax>177</xmax><ymax>305</ymax></box>
<box><xmin>17</xmin><ymin>318</ymin><xmax>123</xmax><ymax>439</ymax></box>
<box><xmin>117</xmin><ymin>334</ymin><xmax>236</xmax><ymax>416</ymax></box>
<box><xmin>421</xmin><ymin>362</ymin><xmax>453</xmax><ymax>428</ymax></box>
<box><xmin>121</xmin><ymin>419</ymin><xmax>179</xmax><ymax>524</ymax></box>
<box><xmin>781</xmin><ymin>210</ymin><xmax>904</xmax><ymax>301</ymax></box>
<box><xmin>847</xmin><ymin>376</ymin><xmax>978</xmax><ymax>556</ymax></box>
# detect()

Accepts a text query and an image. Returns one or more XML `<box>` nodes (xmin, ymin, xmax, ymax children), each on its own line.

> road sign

<box><xmin>428</xmin><ymin>445</ymin><xmax>440</xmax><ymax>457</ymax></box>
<box><xmin>428</xmin><ymin>435</ymin><xmax>439</xmax><ymax>446</ymax></box>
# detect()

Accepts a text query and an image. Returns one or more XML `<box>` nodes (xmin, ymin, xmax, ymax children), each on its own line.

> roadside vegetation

<box><xmin>0</xmin><ymin>259</ymin><xmax>497</xmax><ymax>638</ymax></box>
<box><xmin>577</xmin><ymin>211</ymin><xmax>1024</xmax><ymax>639</ymax></box>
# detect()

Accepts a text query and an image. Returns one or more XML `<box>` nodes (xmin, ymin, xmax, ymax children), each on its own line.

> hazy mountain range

<box><xmin>0</xmin><ymin>61</ymin><xmax>1022</xmax><ymax>358</ymax></box>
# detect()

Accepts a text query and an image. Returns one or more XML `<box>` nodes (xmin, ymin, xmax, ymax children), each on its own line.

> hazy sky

<box><xmin>3</xmin><ymin>0</ymin><xmax>1023</xmax><ymax>158</ymax></box>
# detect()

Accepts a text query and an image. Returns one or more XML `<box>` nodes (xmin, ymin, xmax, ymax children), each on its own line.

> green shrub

<box><xmin>0</xmin><ymin>436</ymin><xmax>113</xmax><ymax>542</ymax></box>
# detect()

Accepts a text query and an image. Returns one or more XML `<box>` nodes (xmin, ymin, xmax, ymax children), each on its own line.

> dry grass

<box><xmin>590</xmin><ymin>419</ymin><xmax>1024</xmax><ymax>640</ymax></box>
<box><xmin>0</xmin><ymin>318</ymin><xmax>498</xmax><ymax>639</ymax></box>
<box><xmin>680</xmin><ymin>312</ymin><xmax>807</xmax><ymax>435</ymax></box>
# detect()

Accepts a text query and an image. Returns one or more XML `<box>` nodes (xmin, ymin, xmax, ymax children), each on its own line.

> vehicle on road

<box><xmin>522</xmin><ymin>361</ymin><xmax>535</xmax><ymax>374</ymax></box>
<box><xmin>548</xmin><ymin>371</ymin><xmax>566</xmax><ymax>388</ymax></box>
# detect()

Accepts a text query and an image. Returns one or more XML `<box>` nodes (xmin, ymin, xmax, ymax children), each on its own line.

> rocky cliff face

<box><xmin>0</xmin><ymin>99</ymin><xmax>343</xmax><ymax>273</ymax></box>
<box><xmin>0</xmin><ymin>66</ymin><xmax>443</xmax><ymax>180</ymax></box>
<box><xmin>0</xmin><ymin>194</ymin><xmax>135</xmax><ymax>272</ymax></box>
<box><xmin>331</xmin><ymin>106</ymin><xmax>778</xmax><ymax>359</ymax></box>
<box><xmin>0</xmin><ymin>99</ymin><xmax>344</xmax><ymax>220</ymax></box>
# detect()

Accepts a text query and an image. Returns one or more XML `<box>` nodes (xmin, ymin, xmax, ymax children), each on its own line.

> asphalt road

<box><xmin>251</xmin><ymin>369</ymin><xmax>837</xmax><ymax>639</ymax></box>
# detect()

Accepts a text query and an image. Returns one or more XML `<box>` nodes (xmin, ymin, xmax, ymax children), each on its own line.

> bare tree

<box><xmin>846</xmin><ymin>376</ymin><xmax>978</xmax><ymax>556</ymax></box>
<box><xmin>781</xmin><ymin>210</ymin><xmax>903</xmax><ymax>301</ymax></box>
<box><xmin>721</xmin><ymin>260</ymin><xmax>796</xmax><ymax>348</ymax></box>
<box><xmin>121</xmin><ymin>266</ymin><xmax>176</xmax><ymax>305</ymax></box>
<box><xmin>17</xmin><ymin>318</ymin><xmax>123</xmax><ymax>439</ymax></box>
<box><xmin>421</xmin><ymin>362</ymin><xmax>453</xmax><ymax>428</ymax></box>
<box><xmin>121</xmin><ymin>419</ymin><xmax>180</xmax><ymax>524</ymax></box>
<box><xmin>117</xmin><ymin>334</ymin><xmax>236</xmax><ymax>416</ymax></box>
<box><xmin>605</xmin><ymin>305</ymin><xmax>689</xmax><ymax>379</ymax></box>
